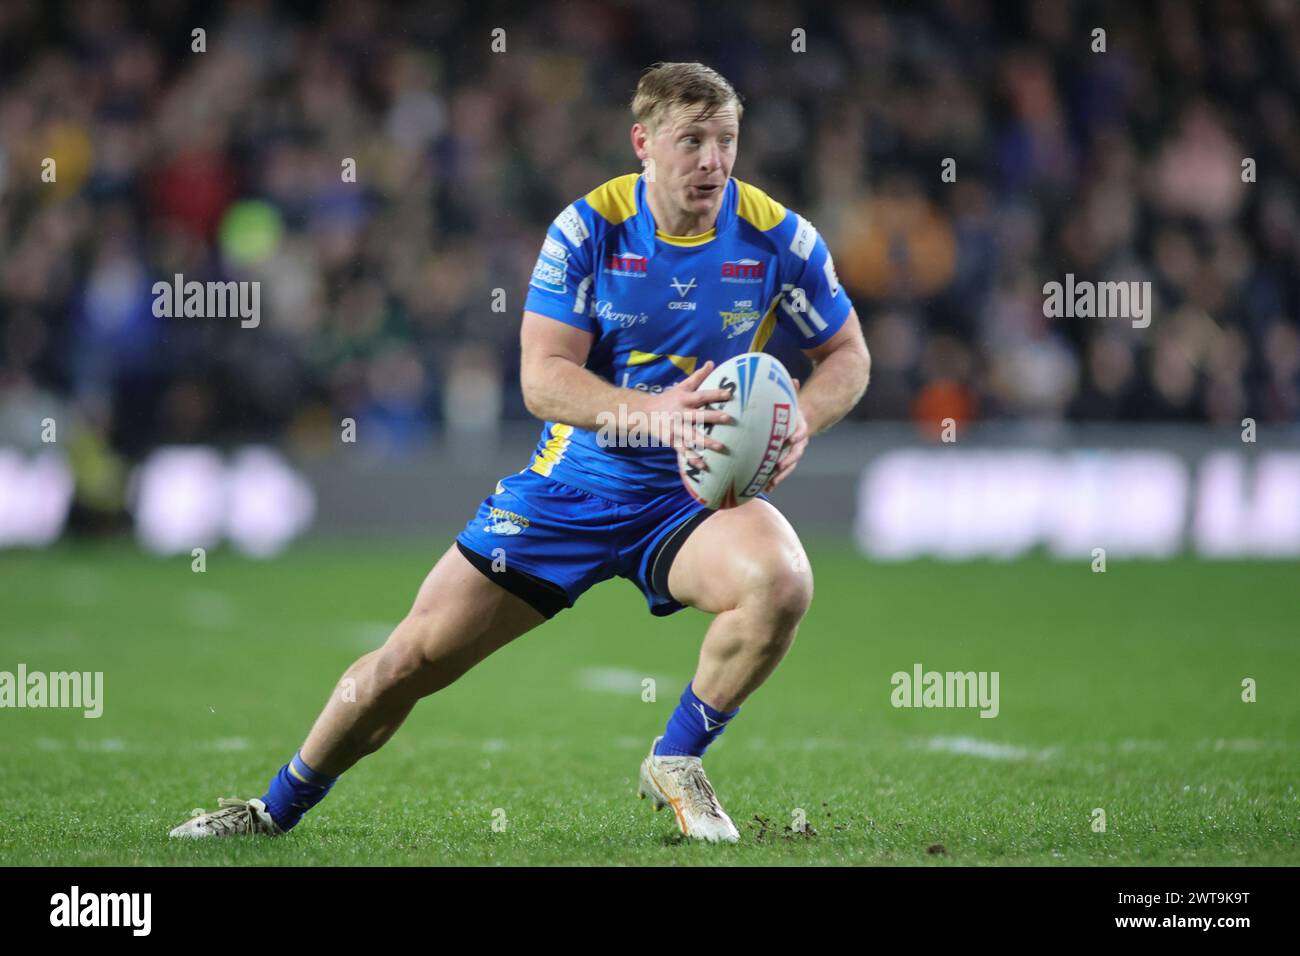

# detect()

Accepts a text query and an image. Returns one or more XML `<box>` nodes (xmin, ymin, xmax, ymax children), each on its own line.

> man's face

<box><xmin>635</xmin><ymin>101</ymin><xmax>739</xmax><ymax>225</ymax></box>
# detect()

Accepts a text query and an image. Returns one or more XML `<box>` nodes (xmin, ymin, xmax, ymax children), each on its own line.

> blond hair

<box><xmin>631</xmin><ymin>62</ymin><xmax>744</xmax><ymax>133</ymax></box>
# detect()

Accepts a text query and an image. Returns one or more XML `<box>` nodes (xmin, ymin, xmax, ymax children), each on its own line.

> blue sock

<box><xmin>654</xmin><ymin>682</ymin><xmax>739</xmax><ymax>757</ymax></box>
<box><xmin>260</xmin><ymin>751</ymin><xmax>338</xmax><ymax>832</ymax></box>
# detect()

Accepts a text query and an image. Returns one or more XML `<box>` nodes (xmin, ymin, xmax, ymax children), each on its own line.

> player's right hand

<box><xmin>640</xmin><ymin>360</ymin><xmax>734</xmax><ymax>471</ymax></box>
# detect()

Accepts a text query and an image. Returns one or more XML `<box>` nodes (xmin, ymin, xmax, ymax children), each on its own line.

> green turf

<box><xmin>1</xmin><ymin>539</ymin><xmax>1297</xmax><ymax>865</ymax></box>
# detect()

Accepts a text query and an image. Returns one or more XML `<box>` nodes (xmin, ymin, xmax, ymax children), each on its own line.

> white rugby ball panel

<box><xmin>678</xmin><ymin>353</ymin><xmax>799</xmax><ymax>509</ymax></box>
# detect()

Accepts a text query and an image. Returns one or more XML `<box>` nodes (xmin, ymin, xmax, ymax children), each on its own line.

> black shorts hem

<box><xmin>455</xmin><ymin>540</ymin><xmax>572</xmax><ymax>619</ymax></box>
<box><xmin>647</xmin><ymin>508</ymin><xmax>713</xmax><ymax>603</ymax></box>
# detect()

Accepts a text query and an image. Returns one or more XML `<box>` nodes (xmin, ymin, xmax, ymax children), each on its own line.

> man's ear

<box><xmin>630</xmin><ymin>123</ymin><xmax>650</xmax><ymax>162</ymax></box>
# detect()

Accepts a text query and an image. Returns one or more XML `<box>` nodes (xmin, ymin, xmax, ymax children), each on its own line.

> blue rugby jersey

<box><xmin>522</xmin><ymin>172</ymin><xmax>854</xmax><ymax>501</ymax></box>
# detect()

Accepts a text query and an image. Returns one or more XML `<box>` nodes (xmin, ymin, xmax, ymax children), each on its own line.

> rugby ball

<box><xmin>678</xmin><ymin>353</ymin><xmax>799</xmax><ymax>509</ymax></box>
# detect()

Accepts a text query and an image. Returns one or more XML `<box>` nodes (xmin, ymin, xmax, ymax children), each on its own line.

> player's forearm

<box><xmin>798</xmin><ymin>344</ymin><xmax>871</xmax><ymax>435</ymax></box>
<box><xmin>522</xmin><ymin>356</ymin><xmax>645</xmax><ymax>431</ymax></box>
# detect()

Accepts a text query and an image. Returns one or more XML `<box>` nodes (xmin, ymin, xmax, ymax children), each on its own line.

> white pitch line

<box><xmin>575</xmin><ymin>667</ymin><xmax>679</xmax><ymax>695</ymax></box>
<box><xmin>1207</xmin><ymin>738</ymin><xmax>1270</xmax><ymax>752</ymax></box>
<box><xmin>1118</xmin><ymin>739</ymin><xmax>1169</xmax><ymax>753</ymax></box>
<box><xmin>924</xmin><ymin>736</ymin><xmax>1056</xmax><ymax>762</ymax></box>
<box><xmin>75</xmin><ymin>738</ymin><xmax>127</xmax><ymax>752</ymax></box>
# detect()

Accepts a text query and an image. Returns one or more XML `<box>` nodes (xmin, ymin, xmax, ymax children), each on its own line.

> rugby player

<box><xmin>171</xmin><ymin>62</ymin><xmax>871</xmax><ymax>843</ymax></box>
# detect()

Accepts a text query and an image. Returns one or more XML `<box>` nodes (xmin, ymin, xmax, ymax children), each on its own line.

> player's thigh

<box><xmin>665</xmin><ymin>498</ymin><xmax>812</xmax><ymax>617</ymax></box>
<box><xmin>393</xmin><ymin>543</ymin><xmax>546</xmax><ymax>672</ymax></box>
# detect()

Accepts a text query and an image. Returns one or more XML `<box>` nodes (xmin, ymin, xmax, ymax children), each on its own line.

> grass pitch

<box><xmin>1</xmin><ymin>539</ymin><xmax>1297</xmax><ymax>866</ymax></box>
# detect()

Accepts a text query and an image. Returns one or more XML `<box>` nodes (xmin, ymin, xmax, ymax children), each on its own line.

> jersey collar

<box><xmin>633</xmin><ymin>174</ymin><xmax>737</xmax><ymax>254</ymax></box>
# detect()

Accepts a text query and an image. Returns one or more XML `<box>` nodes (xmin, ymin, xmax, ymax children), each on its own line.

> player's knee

<box><xmin>372</xmin><ymin>634</ymin><xmax>428</xmax><ymax>693</ymax></box>
<box><xmin>373</xmin><ymin>613</ymin><xmax>454</xmax><ymax>696</ymax></box>
<box><xmin>742</xmin><ymin>554</ymin><xmax>813</xmax><ymax>624</ymax></box>
<box><xmin>770</xmin><ymin>566</ymin><xmax>813</xmax><ymax>624</ymax></box>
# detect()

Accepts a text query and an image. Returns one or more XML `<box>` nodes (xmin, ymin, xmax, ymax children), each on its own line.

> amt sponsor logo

<box><xmin>721</xmin><ymin>259</ymin><xmax>765</xmax><ymax>283</ymax></box>
<box><xmin>604</xmin><ymin>252</ymin><xmax>648</xmax><ymax>276</ymax></box>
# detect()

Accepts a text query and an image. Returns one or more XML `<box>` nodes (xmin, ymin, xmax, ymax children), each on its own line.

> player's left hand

<box><xmin>766</xmin><ymin>378</ymin><xmax>808</xmax><ymax>492</ymax></box>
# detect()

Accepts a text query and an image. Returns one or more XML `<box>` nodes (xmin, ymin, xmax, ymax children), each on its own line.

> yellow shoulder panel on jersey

<box><xmin>584</xmin><ymin>173</ymin><xmax>641</xmax><ymax>224</ymax></box>
<box><xmin>735</xmin><ymin>180</ymin><xmax>786</xmax><ymax>232</ymax></box>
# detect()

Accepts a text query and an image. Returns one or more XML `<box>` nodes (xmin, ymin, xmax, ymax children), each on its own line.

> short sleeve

<box><xmin>524</xmin><ymin>202</ymin><xmax>597</xmax><ymax>332</ymax></box>
<box><xmin>775</xmin><ymin>213</ymin><xmax>853</xmax><ymax>348</ymax></box>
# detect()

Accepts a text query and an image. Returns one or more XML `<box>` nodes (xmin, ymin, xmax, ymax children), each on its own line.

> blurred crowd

<box><xmin>2</xmin><ymin>0</ymin><xmax>1299</xmax><ymax>477</ymax></box>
